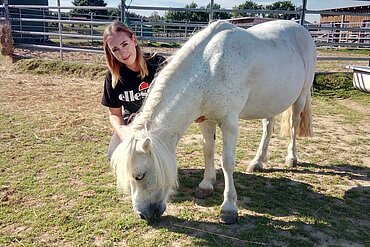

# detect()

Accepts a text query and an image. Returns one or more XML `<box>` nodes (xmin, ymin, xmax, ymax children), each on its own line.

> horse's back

<box><xmin>201</xmin><ymin>20</ymin><xmax>316</xmax><ymax>120</ymax></box>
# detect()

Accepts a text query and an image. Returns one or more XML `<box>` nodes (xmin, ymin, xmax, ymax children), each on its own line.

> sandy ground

<box><xmin>1</xmin><ymin>57</ymin><xmax>370</xmax><ymax>246</ymax></box>
<box><xmin>13</xmin><ymin>47</ymin><xmax>178</xmax><ymax>65</ymax></box>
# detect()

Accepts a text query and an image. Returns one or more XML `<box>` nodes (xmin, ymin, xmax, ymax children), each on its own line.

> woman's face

<box><xmin>108</xmin><ymin>31</ymin><xmax>138</xmax><ymax>70</ymax></box>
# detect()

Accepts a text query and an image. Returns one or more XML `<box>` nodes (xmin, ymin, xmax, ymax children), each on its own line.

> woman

<box><xmin>101</xmin><ymin>20</ymin><xmax>166</xmax><ymax>159</ymax></box>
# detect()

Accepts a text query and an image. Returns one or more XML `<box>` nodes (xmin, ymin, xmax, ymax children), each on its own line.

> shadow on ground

<box><xmin>152</xmin><ymin>163</ymin><xmax>370</xmax><ymax>246</ymax></box>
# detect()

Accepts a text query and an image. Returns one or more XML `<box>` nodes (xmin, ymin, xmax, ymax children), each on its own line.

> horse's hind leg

<box><xmin>219</xmin><ymin>113</ymin><xmax>239</xmax><ymax>224</ymax></box>
<box><xmin>247</xmin><ymin>117</ymin><xmax>275</xmax><ymax>172</ymax></box>
<box><xmin>195</xmin><ymin>121</ymin><xmax>217</xmax><ymax>199</ymax></box>
<box><xmin>285</xmin><ymin>96</ymin><xmax>306</xmax><ymax>166</ymax></box>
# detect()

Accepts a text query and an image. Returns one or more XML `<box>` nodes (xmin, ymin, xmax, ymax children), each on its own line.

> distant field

<box><xmin>0</xmin><ymin>55</ymin><xmax>369</xmax><ymax>246</ymax></box>
<box><xmin>14</xmin><ymin>46</ymin><xmax>370</xmax><ymax>72</ymax></box>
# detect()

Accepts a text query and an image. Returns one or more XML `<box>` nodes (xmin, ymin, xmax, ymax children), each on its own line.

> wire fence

<box><xmin>0</xmin><ymin>1</ymin><xmax>369</xmax><ymax>63</ymax></box>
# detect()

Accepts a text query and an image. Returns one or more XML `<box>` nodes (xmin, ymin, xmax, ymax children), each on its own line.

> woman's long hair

<box><xmin>103</xmin><ymin>20</ymin><xmax>148</xmax><ymax>88</ymax></box>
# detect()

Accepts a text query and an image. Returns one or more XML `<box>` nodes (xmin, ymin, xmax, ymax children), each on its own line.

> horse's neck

<box><xmin>153</xmin><ymin>77</ymin><xmax>202</xmax><ymax>144</ymax></box>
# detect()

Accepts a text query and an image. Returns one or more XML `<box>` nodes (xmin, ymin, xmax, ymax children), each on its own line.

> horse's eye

<box><xmin>135</xmin><ymin>173</ymin><xmax>145</xmax><ymax>181</ymax></box>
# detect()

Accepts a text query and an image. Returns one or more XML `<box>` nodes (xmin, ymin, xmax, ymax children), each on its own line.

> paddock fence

<box><xmin>0</xmin><ymin>2</ymin><xmax>369</xmax><ymax>64</ymax></box>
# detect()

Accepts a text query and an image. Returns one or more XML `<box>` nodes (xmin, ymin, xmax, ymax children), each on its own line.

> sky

<box><xmin>49</xmin><ymin>0</ymin><xmax>370</xmax><ymax>22</ymax></box>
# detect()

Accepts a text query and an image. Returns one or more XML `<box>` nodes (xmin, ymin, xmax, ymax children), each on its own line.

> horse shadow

<box><xmin>150</xmin><ymin>163</ymin><xmax>370</xmax><ymax>246</ymax></box>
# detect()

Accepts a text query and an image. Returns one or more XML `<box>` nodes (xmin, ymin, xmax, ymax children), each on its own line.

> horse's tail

<box><xmin>280</xmin><ymin>90</ymin><xmax>313</xmax><ymax>138</ymax></box>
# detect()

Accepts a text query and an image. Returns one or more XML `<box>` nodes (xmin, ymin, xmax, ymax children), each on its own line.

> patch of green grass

<box><xmin>12</xmin><ymin>58</ymin><xmax>106</xmax><ymax>79</ymax></box>
<box><xmin>318</xmin><ymin>48</ymin><xmax>370</xmax><ymax>55</ymax></box>
<box><xmin>145</xmin><ymin>41</ymin><xmax>181</xmax><ymax>48</ymax></box>
<box><xmin>313</xmin><ymin>72</ymin><xmax>370</xmax><ymax>104</ymax></box>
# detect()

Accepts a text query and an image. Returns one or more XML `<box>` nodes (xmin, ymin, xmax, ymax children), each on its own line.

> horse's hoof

<box><xmin>285</xmin><ymin>157</ymin><xmax>297</xmax><ymax>167</ymax></box>
<box><xmin>246</xmin><ymin>164</ymin><xmax>263</xmax><ymax>173</ymax></box>
<box><xmin>194</xmin><ymin>187</ymin><xmax>213</xmax><ymax>199</ymax></box>
<box><xmin>219</xmin><ymin>211</ymin><xmax>238</xmax><ymax>224</ymax></box>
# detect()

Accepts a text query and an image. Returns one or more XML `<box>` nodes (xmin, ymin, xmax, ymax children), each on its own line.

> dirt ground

<box><xmin>1</xmin><ymin>52</ymin><xmax>369</xmax><ymax>246</ymax></box>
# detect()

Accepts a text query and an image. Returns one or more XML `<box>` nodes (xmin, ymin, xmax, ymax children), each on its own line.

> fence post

<box><xmin>90</xmin><ymin>12</ymin><xmax>94</xmax><ymax>45</ymax></box>
<box><xmin>43</xmin><ymin>8</ymin><xmax>46</xmax><ymax>42</ymax></box>
<box><xmin>209</xmin><ymin>0</ymin><xmax>214</xmax><ymax>24</ymax></box>
<box><xmin>300</xmin><ymin>0</ymin><xmax>307</xmax><ymax>26</ymax></box>
<box><xmin>121</xmin><ymin>0</ymin><xmax>126</xmax><ymax>23</ymax></box>
<box><xmin>140</xmin><ymin>16</ymin><xmax>143</xmax><ymax>37</ymax></box>
<box><xmin>19</xmin><ymin>9</ymin><xmax>23</xmax><ymax>39</ymax></box>
<box><xmin>4</xmin><ymin>0</ymin><xmax>10</xmax><ymax>24</ymax></box>
<box><xmin>57</xmin><ymin>0</ymin><xmax>63</xmax><ymax>61</ymax></box>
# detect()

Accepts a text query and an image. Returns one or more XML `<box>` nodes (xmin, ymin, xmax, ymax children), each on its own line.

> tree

<box><xmin>232</xmin><ymin>1</ymin><xmax>263</xmax><ymax>18</ymax></box>
<box><xmin>207</xmin><ymin>3</ymin><xmax>232</xmax><ymax>20</ymax></box>
<box><xmin>149</xmin><ymin>11</ymin><xmax>161</xmax><ymax>22</ymax></box>
<box><xmin>165</xmin><ymin>2</ymin><xmax>207</xmax><ymax>22</ymax></box>
<box><xmin>71</xmin><ymin>0</ymin><xmax>108</xmax><ymax>18</ymax></box>
<box><xmin>165</xmin><ymin>2</ymin><xmax>230</xmax><ymax>22</ymax></box>
<box><xmin>265</xmin><ymin>1</ymin><xmax>298</xmax><ymax>20</ymax></box>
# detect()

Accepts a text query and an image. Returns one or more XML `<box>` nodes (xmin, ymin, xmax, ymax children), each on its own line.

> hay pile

<box><xmin>0</xmin><ymin>22</ymin><xmax>14</xmax><ymax>57</ymax></box>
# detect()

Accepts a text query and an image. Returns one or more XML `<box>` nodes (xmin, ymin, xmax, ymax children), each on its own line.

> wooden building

<box><xmin>320</xmin><ymin>5</ymin><xmax>370</xmax><ymax>27</ymax></box>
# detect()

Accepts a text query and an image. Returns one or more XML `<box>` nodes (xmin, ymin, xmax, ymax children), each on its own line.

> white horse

<box><xmin>111</xmin><ymin>20</ymin><xmax>316</xmax><ymax>224</ymax></box>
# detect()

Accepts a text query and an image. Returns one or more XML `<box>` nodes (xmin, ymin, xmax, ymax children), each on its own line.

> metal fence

<box><xmin>0</xmin><ymin>1</ymin><xmax>369</xmax><ymax>63</ymax></box>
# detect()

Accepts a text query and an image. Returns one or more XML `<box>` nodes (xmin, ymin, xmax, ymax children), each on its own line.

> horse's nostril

<box><xmin>137</xmin><ymin>211</ymin><xmax>148</xmax><ymax>220</ymax></box>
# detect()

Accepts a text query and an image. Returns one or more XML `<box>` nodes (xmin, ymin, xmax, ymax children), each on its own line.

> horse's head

<box><xmin>111</xmin><ymin>131</ymin><xmax>178</xmax><ymax>221</ymax></box>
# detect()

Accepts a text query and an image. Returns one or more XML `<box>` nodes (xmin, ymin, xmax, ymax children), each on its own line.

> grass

<box><xmin>0</xmin><ymin>56</ymin><xmax>370</xmax><ymax>246</ymax></box>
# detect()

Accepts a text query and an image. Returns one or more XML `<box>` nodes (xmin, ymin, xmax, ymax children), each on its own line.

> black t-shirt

<box><xmin>101</xmin><ymin>54</ymin><xmax>166</xmax><ymax>113</ymax></box>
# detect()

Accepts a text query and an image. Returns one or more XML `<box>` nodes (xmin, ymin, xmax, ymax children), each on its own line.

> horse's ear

<box><xmin>136</xmin><ymin>138</ymin><xmax>151</xmax><ymax>153</ymax></box>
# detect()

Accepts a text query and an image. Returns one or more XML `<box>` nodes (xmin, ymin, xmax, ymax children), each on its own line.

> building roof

<box><xmin>322</xmin><ymin>4</ymin><xmax>370</xmax><ymax>12</ymax></box>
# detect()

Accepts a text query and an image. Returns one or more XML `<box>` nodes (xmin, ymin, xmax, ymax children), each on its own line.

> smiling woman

<box><xmin>101</xmin><ymin>20</ymin><xmax>166</xmax><ymax>160</ymax></box>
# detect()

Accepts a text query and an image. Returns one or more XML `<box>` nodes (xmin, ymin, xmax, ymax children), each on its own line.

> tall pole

<box><xmin>209</xmin><ymin>0</ymin><xmax>214</xmax><ymax>24</ymax></box>
<box><xmin>57</xmin><ymin>0</ymin><xmax>63</xmax><ymax>61</ymax></box>
<box><xmin>300</xmin><ymin>0</ymin><xmax>307</xmax><ymax>26</ymax></box>
<box><xmin>4</xmin><ymin>0</ymin><xmax>10</xmax><ymax>24</ymax></box>
<box><xmin>121</xmin><ymin>0</ymin><xmax>126</xmax><ymax>23</ymax></box>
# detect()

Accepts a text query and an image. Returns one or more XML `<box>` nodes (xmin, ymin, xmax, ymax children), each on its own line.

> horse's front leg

<box><xmin>247</xmin><ymin>117</ymin><xmax>275</xmax><ymax>172</ymax></box>
<box><xmin>219</xmin><ymin>114</ymin><xmax>239</xmax><ymax>224</ymax></box>
<box><xmin>195</xmin><ymin>121</ymin><xmax>217</xmax><ymax>199</ymax></box>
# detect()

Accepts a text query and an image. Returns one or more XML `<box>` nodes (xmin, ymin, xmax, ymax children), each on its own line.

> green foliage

<box><xmin>71</xmin><ymin>0</ymin><xmax>108</xmax><ymax>18</ymax></box>
<box><xmin>207</xmin><ymin>3</ymin><xmax>232</xmax><ymax>20</ymax></box>
<box><xmin>265</xmin><ymin>1</ymin><xmax>298</xmax><ymax>20</ymax></box>
<box><xmin>165</xmin><ymin>1</ymin><xmax>299</xmax><ymax>22</ymax></box>
<box><xmin>165</xmin><ymin>2</ymin><xmax>207</xmax><ymax>22</ymax></box>
<box><xmin>164</xmin><ymin>2</ymin><xmax>231</xmax><ymax>22</ymax></box>
<box><xmin>232</xmin><ymin>1</ymin><xmax>263</xmax><ymax>18</ymax></box>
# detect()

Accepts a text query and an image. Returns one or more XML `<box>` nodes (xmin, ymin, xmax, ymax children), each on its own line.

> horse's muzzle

<box><xmin>136</xmin><ymin>203</ymin><xmax>166</xmax><ymax>221</ymax></box>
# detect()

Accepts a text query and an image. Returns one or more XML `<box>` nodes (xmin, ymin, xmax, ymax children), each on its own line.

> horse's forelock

<box><xmin>150</xmin><ymin>135</ymin><xmax>178</xmax><ymax>195</ymax></box>
<box><xmin>113</xmin><ymin>133</ymin><xmax>137</xmax><ymax>193</ymax></box>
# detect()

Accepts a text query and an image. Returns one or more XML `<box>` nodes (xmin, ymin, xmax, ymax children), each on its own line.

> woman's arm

<box><xmin>108</xmin><ymin>107</ymin><xmax>126</xmax><ymax>141</ymax></box>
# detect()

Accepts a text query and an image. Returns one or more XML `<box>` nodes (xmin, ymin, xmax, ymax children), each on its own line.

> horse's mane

<box><xmin>131</xmin><ymin>21</ymin><xmax>235</xmax><ymax>132</ymax></box>
<box><xmin>111</xmin><ymin>128</ymin><xmax>178</xmax><ymax>195</ymax></box>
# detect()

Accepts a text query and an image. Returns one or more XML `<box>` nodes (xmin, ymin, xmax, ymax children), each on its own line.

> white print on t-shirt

<box><xmin>118</xmin><ymin>90</ymin><xmax>148</xmax><ymax>102</ymax></box>
<box><xmin>118</xmin><ymin>81</ymin><xmax>150</xmax><ymax>102</ymax></box>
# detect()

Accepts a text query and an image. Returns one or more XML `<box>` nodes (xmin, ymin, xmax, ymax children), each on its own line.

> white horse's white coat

<box><xmin>111</xmin><ymin>20</ymin><xmax>316</xmax><ymax>224</ymax></box>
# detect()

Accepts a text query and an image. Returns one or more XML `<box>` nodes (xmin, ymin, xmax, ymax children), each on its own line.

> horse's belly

<box><xmin>239</xmin><ymin>103</ymin><xmax>287</xmax><ymax>120</ymax></box>
<box><xmin>239</xmin><ymin>77</ymin><xmax>304</xmax><ymax>120</ymax></box>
